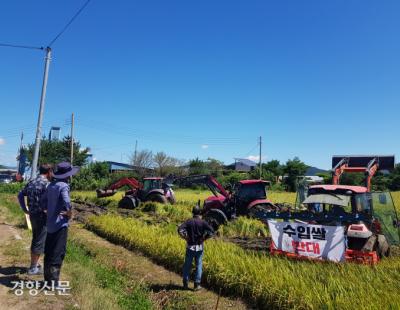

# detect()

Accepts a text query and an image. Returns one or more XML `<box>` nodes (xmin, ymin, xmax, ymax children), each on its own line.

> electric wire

<box><xmin>76</xmin><ymin>122</ymin><xmax>246</xmax><ymax>146</ymax></box>
<box><xmin>0</xmin><ymin>43</ymin><xmax>43</xmax><ymax>50</ymax></box>
<box><xmin>0</xmin><ymin>118</ymin><xmax>71</xmax><ymax>138</ymax></box>
<box><xmin>243</xmin><ymin>143</ymin><xmax>259</xmax><ymax>158</ymax></box>
<box><xmin>74</xmin><ymin>116</ymin><xmax>248</xmax><ymax>145</ymax></box>
<box><xmin>48</xmin><ymin>0</ymin><xmax>92</xmax><ymax>47</ymax></box>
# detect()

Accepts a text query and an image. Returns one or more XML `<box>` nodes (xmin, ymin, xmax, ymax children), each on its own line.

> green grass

<box><xmin>0</xmin><ymin>182</ymin><xmax>24</xmax><ymax>194</ymax></box>
<box><xmin>0</xmin><ymin>193</ymin><xmax>27</xmax><ymax>227</ymax></box>
<box><xmin>65</xmin><ymin>240</ymin><xmax>153</xmax><ymax>310</ymax></box>
<box><xmin>87</xmin><ymin>213</ymin><xmax>400</xmax><ymax>310</ymax></box>
<box><xmin>0</xmin><ymin>193</ymin><xmax>154</xmax><ymax>310</ymax></box>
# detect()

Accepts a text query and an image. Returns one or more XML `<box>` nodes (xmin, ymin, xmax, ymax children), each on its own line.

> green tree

<box><xmin>283</xmin><ymin>157</ymin><xmax>308</xmax><ymax>192</ymax></box>
<box><xmin>264</xmin><ymin>160</ymin><xmax>283</xmax><ymax>180</ymax></box>
<box><xmin>70</xmin><ymin>162</ymin><xmax>109</xmax><ymax>190</ymax></box>
<box><xmin>188</xmin><ymin>158</ymin><xmax>209</xmax><ymax>175</ymax></box>
<box><xmin>205</xmin><ymin>158</ymin><xmax>224</xmax><ymax>177</ymax></box>
<box><xmin>26</xmin><ymin>136</ymin><xmax>89</xmax><ymax>167</ymax></box>
<box><xmin>153</xmin><ymin>152</ymin><xmax>182</xmax><ymax>176</ymax></box>
<box><xmin>129</xmin><ymin>149</ymin><xmax>153</xmax><ymax>177</ymax></box>
<box><xmin>317</xmin><ymin>172</ymin><xmax>332</xmax><ymax>184</ymax></box>
<box><xmin>217</xmin><ymin>171</ymin><xmax>248</xmax><ymax>188</ymax></box>
<box><xmin>388</xmin><ymin>164</ymin><xmax>400</xmax><ymax>191</ymax></box>
<box><xmin>339</xmin><ymin>173</ymin><xmax>364</xmax><ymax>186</ymax></box>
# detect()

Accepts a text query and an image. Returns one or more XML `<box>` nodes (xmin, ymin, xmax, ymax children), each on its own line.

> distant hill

<box><xmin>306</xmin><ymin>166</ymin><xmax>329</xmax><ymax>176</ymax></box>
<box><xmin>0</xmin><ymin>165</ymin><xmax>17</xmax><ymax>170</ymax></box>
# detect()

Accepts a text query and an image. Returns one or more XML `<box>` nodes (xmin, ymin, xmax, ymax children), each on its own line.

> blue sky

<box><xmin>0</xmin><ymin>0</ymin><xmax>399</xmax><ymax>169</ymax></box>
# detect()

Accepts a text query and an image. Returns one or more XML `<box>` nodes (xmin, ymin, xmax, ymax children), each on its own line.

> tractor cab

<box><xmin>370</xmin><ymin>191</ymin><xmax>400</xmax><ymax>247</ymax></box>
<box><xmin>232</xmin><ymin>180</ymin><xmax>269</xmax><ymax>215</ymax></box>
<box><xmin>300</xmin><ymin>185</ymin><xmax>371</xmax><ymax>222</ymax></box>
<box><xmin>142</xmin><ymin>177</ymin><xmax>176</xmax><ymax>204</ymax></box>
<box><xmin>143</xmin><ymin>177</ymin><xmax>163</xmax><ymax>192</ymax></box>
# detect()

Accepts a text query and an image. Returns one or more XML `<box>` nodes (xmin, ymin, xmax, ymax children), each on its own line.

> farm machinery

<box><xmin>256</xmin><ymin>155</ymin><xmax>400</xmax><ymax>264</ymax></box>
<box><xmin>96</xmin><ymin>177</ymin><xmax>176</xmax><ymax>209</ymax></box>
<box><xmin>175</xmin><ymin>175</ymin><xmax>278</xmax><ymax>229</ymax></box>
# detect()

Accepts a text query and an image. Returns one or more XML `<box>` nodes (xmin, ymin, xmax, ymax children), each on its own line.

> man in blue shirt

<box><xmin>18</xmin><ymin>164</ymin><xmax>53</xmax><ymax>275</ymax></box>
<box><xmin>41</xmin><ymin>162</ymin><xmax>79</xmax><ymax>286</ymax></box>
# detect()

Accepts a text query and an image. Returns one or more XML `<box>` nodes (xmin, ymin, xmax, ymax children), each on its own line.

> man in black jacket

<box><xmin>178</xmin><ymin>205</ymin><xmax>214</xmax><ymax>290</ymax></box>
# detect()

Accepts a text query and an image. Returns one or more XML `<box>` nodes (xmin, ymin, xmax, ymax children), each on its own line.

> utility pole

<box><xmin>31</xmin><ymin>47</ymin><xmax>52</xmax><ymax>179</ymax></box>
<box><xmin>70</xmin><ymin>112</ymin><xmax>75</xmax><ymax>165</ymax></box>
<box><xmin>259</xmin><ymin>136</ymin><xmax>262</xmax><ymax>179</ymax></box>
<box><xmin>16</xmin><ymin>132</ymin><xmax>24</xmax><ymax>181</ymax></box>
<box><xmin>134</xmin><ymin>140</ymin><xmax>138</xmax><ymax>164</ymax></box>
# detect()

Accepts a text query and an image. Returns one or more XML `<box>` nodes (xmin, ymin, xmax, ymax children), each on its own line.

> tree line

<box><xmin>21</xmin><ymin>136</ymin><xmax>400</xmax><ymax>192</ymax></box>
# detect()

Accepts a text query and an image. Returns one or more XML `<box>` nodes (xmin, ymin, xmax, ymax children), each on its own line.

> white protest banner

<box><xmin>267</xmin><ymin>220</ymin><xmax>346</xmax><ymax>262</ymax></box>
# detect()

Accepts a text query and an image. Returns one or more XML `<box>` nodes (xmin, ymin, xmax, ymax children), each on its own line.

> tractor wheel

<box><xmin>377</xmin><ymin>234</ymin><xmax>390</xmax><ymax>258</ymax></box>
<box><xmin>204</xmin><ymin>210</ymin><xmax>227</xmax><ymax>231</ymax></box>
<box><xmin>168</xmin><ymin>193</ymin><xmax>176</xmax><ymax>205</ymax></box>
<box><xmin>146</xmin><ymin>193</ymin><xmax>168</xmax><ymax>204</ymax></box>
<box><xmin>118</xmin><ymin>195</ymin><xmax>140</xmax><ymax>209</ymax></box>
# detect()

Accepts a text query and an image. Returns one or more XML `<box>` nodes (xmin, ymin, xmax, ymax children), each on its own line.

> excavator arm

<box><xmin>174</xmin><ymin>175</ymin><xmax>230</xmax><ymax>198</ymax></box>
<box><xmin>96</xmin><ymin>177</ymin><xmax>143</xmax><ymax>198</ymax></box>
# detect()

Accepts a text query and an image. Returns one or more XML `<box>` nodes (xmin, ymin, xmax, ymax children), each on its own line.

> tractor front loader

<box><xmin>175</xmin><ymin>175</ymin><xmax>278</xmax><ymax>230</ymax></box>
<box><xmin>96</xmin><ymin>177</ymin><xmax>175</xmax><ymax>209</ymax></box>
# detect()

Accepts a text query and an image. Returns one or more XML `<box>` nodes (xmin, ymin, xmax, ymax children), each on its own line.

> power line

<box><xmin>243</xmin><ymin>142</ymin><xmax>259</xmax><ymax>158</ymax></box>
<box><xmin>0</xmin><ymin>118</ymin><xmax>70</xmax><ymax>137</ymax></box>
<box><xmin>48</xmin><ymin>0</ymin><xmax>92</xmax><ymax>47</ymax></box>
<box><xmin>74</xmin><ymin>116</ymin><xmax>248</xmax><ymax>144</ymax></box>
<box><xmin>0</xmin><ymin>43</ymin><xmax>43</xmax><ymax>51</ymax></box>
<box><xmin>77</xmin><ymin>122</ymin><xmax>246</xmax><ymax>146</ymax></box>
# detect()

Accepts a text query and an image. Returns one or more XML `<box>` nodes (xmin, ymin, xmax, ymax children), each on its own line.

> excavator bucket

<box><xmin>96</xmin><ymin>189</ymin><xmax>117</xmax><ymax>198</ymax></box>
<box><xmin>332</xmin><ymin>155</ymin><xmax>395</xmax><ymax>171</ymax></box>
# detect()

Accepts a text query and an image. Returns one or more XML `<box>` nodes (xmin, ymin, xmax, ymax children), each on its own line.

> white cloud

<box><xmin>201</xmin><ymin>144</ymin><xmax>209</xmax><ymax>149</ymax></box>
<box><xmin>246</xmin><ymin>155</ymin><xmax>267</xmax><ymax>162</ymax></box>
<box><xmin>0</xmin><ymin>138</ymin><xmax>5</xmax><ymax>145</ymax></box>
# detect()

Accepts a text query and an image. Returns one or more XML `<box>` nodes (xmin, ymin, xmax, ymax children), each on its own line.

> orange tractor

<box><xmin>96</xmin><ymin>177</ymin><xmax>175</xmax><ymax>209</ymax></box>
<box><xmin>256</xmin><ymin>155</ymin><xmax>400</xmax><ymax>264</ymax></box>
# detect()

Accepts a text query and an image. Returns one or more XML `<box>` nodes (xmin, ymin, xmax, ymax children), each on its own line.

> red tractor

<box><xmin>96</xmin><ymin>177</ymin><xmax>176</xmax><ymax>209</ymax></box>
<box><xmin>176</xmin><ymin>175</ymin><xmax>277</xmax><ymax>229</ymax></box>
<box><xmin>257</xmin><ymin>155</ymin><xmax>400</xmax><ymax>264</ymax></box>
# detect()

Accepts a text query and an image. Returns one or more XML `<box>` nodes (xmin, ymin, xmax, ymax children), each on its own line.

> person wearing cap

<box><xmin>178</xmin><ymin>204</ymin><xmax>214</xmax><ymax>290</ymax></box>
<box><xmin>17</xmin><ymin>164</ymin><xmax>53</xmax><ymax>275</ymax></box>
<box><xmin>41</xmin><ymin>162</ymin><xmax>79</xmax><ymax>286</ymax></box>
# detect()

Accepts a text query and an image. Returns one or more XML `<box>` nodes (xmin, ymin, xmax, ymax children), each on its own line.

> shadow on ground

<box><xmin>148</xmin><ymin>282</ymin><xmax>188</xmax><ymax>292</ymax></box>
<box><xmin>0</xmin><ymin>266</ymin><xmax>26</xmax><ymax>289</ymax></box>
<box><xmin>0</xmin><ymin>266</ymin><xmax>27</xmax><ymax>276</ymax></box>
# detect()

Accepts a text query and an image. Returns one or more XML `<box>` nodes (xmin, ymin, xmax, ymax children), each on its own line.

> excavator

<box><xmin>96</xmin><ymin>177</ymin><xmax>175</xmax><ymax>209</ymax></box>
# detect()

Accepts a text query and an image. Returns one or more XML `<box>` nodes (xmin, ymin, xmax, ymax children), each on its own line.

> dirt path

<box><xmin>0</xmin><ymin>217</ymin><xmax>69</xmax><ymax>310</ymax></box>
<box><xmin>0</xmin><ymin>198</ymin><xmax>250</xmax><ymax>309</ymax></box>
<box><xmin>69</xmin><ymin>224</ymin><xmax>251</xmax><ymax>310</ymax></box>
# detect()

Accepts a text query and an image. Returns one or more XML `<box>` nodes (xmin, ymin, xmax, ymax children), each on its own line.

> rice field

<box><xmin>71</xmin><ymin>189</ymin><xmax>400</xmax><ymax>238</ymax></box>
<box><xmin>71</xmin><ymin>189</ymin><xmax>297</xmax><ymax>209</ymax></box>
<box><xmin>391</xmin><ymin>191</ymin><xmax>400</xmax><ymax>212</ymax></box>
<box><xmin>87</xmin><ymin>214</ymin><xmax>400</xmax><ymax>310</ymax></box>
